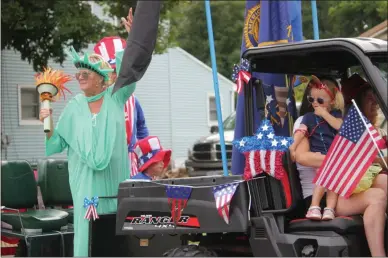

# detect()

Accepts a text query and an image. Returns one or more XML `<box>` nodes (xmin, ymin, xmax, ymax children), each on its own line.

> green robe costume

<box><xmin>45</xmin><ymin>84</ymin><xmax>135</xmax><ymax>256</ymax></box>
<box><xmin>45</xmin><ymin>1</ymin><xmax>162</xmax><ymax>256</ymax></box>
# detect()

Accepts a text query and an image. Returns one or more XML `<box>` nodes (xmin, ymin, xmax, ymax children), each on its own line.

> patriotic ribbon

<box><xmin>231</xmin><ymin>58</ymin><xmax>252</xmax><ymax>94</ymax></box>
<box><xmin>83</xmin><ymin>196</ymin><xmax>99</xmax><ymax>221</ymax></box>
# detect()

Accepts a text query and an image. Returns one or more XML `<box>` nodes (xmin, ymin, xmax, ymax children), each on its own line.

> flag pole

<box><xmin>352</xmin><ymin>99</ymin><xmax>388</xmax><ymax>169</ymax></box>
<box><xmin>311</xmin><ymin>0</ymin><xmax>320</xmax><ymax>40</ymax></box>
<box><xmin>205</xmin><ymin>0</ymin><xmax>229</xmax><ymax>177</ymax></box>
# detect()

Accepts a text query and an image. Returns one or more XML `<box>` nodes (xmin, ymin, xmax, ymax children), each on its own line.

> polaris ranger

<box><xmin>89</xmin><ymin>37</ymin><xmax>387</xmax><ymax>257</ymax></box>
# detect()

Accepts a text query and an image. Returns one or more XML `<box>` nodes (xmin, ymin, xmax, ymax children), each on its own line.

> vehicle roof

<box><xmin>243</xmin><ymin>37</ymin><xmax>387</xmax><ymax>56</ymax></box>
<box><xmin>243</xmin><ymin>37</ymin><xmax>387</xmax><ymax>77</ymax></box>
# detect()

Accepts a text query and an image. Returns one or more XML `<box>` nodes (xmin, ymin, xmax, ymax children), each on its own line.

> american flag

<box><xmin>314</xmin><ymin>105</ymin><xmax>385</xmax><ymax>198</ymax></box>
<box><xmin>212</xmin><ymin>183</ymin><xmax>239</xmax><ymax>224</ymax></box>
<box><xmin>165</xmin><ymin>185</ymin><xmax>192</xmax><ymax>223</ymax></box>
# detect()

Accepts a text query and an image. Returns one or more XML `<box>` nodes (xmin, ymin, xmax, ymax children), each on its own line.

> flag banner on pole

<box><xmin>165</xmin><ymin>185</ymin><xmax>192</xmax><ymax>223</ymax></box>
<box><xmin>231</xmin><ymin>0</ymin><xmax>303</xmax><ymax>175</ymax></box>
<box><xmin>233</xmin><ymin>119</ymin><xmax>294</xmax><ymax>208</ymax></box>
<box><xmin>212</xmin><ymin>183</ymin><xmax>239</xmax><ymax>224</ymax></box>
<box><xmin>313</xmin><ymin>105</ymin><xmax>385</xmax><ymax>198</ymax></box>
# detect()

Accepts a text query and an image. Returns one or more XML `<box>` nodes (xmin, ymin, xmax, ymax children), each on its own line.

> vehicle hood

<box><xmin>197</xmin><ymin>130</ymin><xmax>234</xmax><ymax>144</ymax></box>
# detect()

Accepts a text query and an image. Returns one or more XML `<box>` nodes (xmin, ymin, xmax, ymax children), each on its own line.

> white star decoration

<box><xmin>233</xmin><ymin>119</ymin><xmax>294</xmax><ymax>152</ymax></box>
<box><xmin>286</xmin><ymin>98</ymin><xmax>291</xmax><ymax>106</ymax></box>
<box><xmin>147</xmin><ymin>153</ymin><xmax>153</xmax><ymax>159</ymax></box>
<box><xmin>266</xmin><ymin>95</ymin><xmax>273</xmax><ymax>104</ymax></box>
<box><xmin>267</xmin><ymin>132</ymin><xmax>274</xmax><ymax>139</ymax></box>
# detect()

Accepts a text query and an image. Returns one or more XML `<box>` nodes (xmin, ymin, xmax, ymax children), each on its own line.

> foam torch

<box><xmin>231</xmin><ymin>58</ymin><xmax>252</xmax><ymax>94</ymax></box>
<box><xmin>35</xmin><ymin>68</ymin><xmax>72</xmax><ymax>133</ymax></box>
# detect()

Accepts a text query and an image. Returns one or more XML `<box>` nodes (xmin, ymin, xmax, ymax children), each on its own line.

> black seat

<box><xmin>288</xmin><ymin>215</ymin><xmax>364</xmax><ymax>234</ymax></box>
<box><xmin>283</xmin><ymin>154</ymin><xmax>365</xmax><ymax>234</ymax></box>
<box><xmin>37</xmin><ymin>159</ymin><xmax>74</xmax><ymax>224</ymax></box>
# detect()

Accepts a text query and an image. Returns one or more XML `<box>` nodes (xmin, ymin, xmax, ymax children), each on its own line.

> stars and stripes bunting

<box><xmin>165</xmin><ymin>185</ymin><xmax>192</xmax><ymax>223</ymax></box>
<box><xmin>212</xmin><ymin>183</ymin><xmax>239</xmax><ymax>224</ymax></box>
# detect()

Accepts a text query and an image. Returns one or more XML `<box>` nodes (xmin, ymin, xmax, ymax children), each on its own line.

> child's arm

<box><xmin>290</xmin><ymin>124</ymin><xmax>308</xmax><ymax>161</ymax></box>
<box><xmin>315</xmin><ymin>107</ymin><xmax>343</xmax><ymax>130</ymax></box>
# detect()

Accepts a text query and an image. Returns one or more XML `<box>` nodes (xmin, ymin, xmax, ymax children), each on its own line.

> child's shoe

<box><xmin>306</xmin><ymin>206</ymin><xmax>322</xmax><ymax>220</ymax></box>
<box><xmin>322</xmin><ymin>207</ymin><xmax>335</xmax><ymax>220</ymax></box>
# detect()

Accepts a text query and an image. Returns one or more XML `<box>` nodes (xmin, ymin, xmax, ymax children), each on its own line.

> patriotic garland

<box><xmin>231</xmin><ymin>58</ymin><xmax>252</xmax><ymax>94</ymax></box>
<box><xmin>83</xmin><ymin>196</ymin><xmax>99</xmax><ymax>221</ymax></box>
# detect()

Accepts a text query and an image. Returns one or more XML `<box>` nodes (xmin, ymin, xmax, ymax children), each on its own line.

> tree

<box><xmin>1</xmin><ymin>0</ymin><xmax>115</xmax><ymax>72</ymax></box>
<box><xmin>169</xmin><ymin>1</ymin><xmax>245</xmax><ymax>79</ymax></box>
<box><xmin>302</xmin><ymin>1</ymin><xmax>388</xmax><ymax>39</ymax></box>
<box><xmin>99</xmin><ymin>0</ymin><xmax>182</xmax><ymax>54</ymax></box>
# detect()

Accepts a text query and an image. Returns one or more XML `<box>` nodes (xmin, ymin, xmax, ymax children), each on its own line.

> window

<box><xmin>208</xmin><ymin>95</ymin><xmax>217</xmax><ymax>124</ymax></box>
<box><xmin>207</xmin><ymin>93</ymin><xmax>223</xmax><ymax>126</ymax></box>
<box><xmin>18</xmin><ymin>85</ymin><xmax>40</xmax><ymax>125</ymax></box>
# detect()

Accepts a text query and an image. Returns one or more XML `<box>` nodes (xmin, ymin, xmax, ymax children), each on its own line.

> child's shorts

<box><xmin>352</xmin><ymin>164</ymin><xmax>382</xmax><ymax>194</ymax></box>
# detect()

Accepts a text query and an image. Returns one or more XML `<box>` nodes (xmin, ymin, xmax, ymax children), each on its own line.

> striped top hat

<box><xmin>93</xmin><ymin>36</ymin><xmax>126</xmax><ymax>69</ymax></box>
<box><xmin>134</xmin><ymin>136</ymin><xmax>171</xmax><ymax>172</ymax></box>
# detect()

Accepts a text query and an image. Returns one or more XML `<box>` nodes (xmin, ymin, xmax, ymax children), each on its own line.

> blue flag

<box><xmin>231</xmin><ymin>0</ymin><xmax>303</xmax><ymax>175</ymax></box>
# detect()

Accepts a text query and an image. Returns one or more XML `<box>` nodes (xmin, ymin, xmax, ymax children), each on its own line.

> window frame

<box><xmin>18</xmin><ymin>85</ymin><xmax>41</xmax><ymax>125</ymax></box>
<box><xmin>207</xmin><ymin>92</ymin><xmax>223</xmax><ymax>126</ymax></box>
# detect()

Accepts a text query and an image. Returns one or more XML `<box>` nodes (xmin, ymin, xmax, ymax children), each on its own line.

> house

<box><xmin>0</xmin><ymin>46</ymin><xmax>236</xmax><ymax>166</ymax></box>
<box><xmin>359</xmin><ymin>20</ymin><xmax>387</xmax><ymax>41</ymax></box>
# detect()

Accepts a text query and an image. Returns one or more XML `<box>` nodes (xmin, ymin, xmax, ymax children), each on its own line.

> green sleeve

<box><xmin>109</xmin><ymin>82</ymin><xmax>136</xmax><ymax>106</ymax></box>
<box><xmin>45</xmin><ymin>130</ymin><xmax>68</xmax><ymax>156</ymax></box>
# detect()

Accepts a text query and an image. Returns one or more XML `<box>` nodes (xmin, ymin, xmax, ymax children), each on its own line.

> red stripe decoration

<box><xmin>124</xmin><ymin>95</ymin><xmax>136</xmax><ymax>145</ymax></box>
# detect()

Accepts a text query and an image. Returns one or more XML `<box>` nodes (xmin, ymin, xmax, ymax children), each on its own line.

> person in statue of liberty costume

<box><xmin>39</xmin><ymin>1</ymin><xmax>162</xmax><ymax>256</ymax></box>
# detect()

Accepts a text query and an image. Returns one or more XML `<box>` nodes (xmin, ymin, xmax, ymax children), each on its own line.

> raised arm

<box><xmin>113</xmin><ymin>1</ymin><xmax>162</xmax><ymax>94</ymax></box>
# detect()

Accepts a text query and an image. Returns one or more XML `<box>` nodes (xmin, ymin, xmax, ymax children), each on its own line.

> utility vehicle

<box><xmin>104</xmin><ymin>37</ymin><xmax>387</xmax><ymax>257</ymax></box>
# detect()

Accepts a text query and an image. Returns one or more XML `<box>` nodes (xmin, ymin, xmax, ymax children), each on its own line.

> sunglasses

<box><xmin>307</xmin><ymin>96</ymin><xmax>326</xmax><ymax>105</ymax></box>
<box><xmin>75</xmin><ymin>71</ymin><xmax>91</xmax><ymax>81</ymax></box>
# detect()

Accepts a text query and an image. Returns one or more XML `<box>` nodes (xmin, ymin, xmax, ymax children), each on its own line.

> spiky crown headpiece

<box><xmin>67</xmin><ymin>46</ymin><xmax>113</xmax><ymax>81</ymax></box>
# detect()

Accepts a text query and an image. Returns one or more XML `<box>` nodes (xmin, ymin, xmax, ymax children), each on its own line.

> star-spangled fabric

<box><xmin>233</xmin><ymin>119</ymin><xmax>294</xmax><ymax>208</ymax></box>
<box><xmin>165</xmin><ymin>185</ymin><xmax>192</xmax><ymax>223</ymax></box>
<box><xmin>212</xmin><ymin>183</ymin><xmax>239</xmax><ymax>224</ymax></box>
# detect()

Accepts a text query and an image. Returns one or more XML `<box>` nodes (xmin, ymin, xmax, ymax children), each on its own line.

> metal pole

<box><xmin>311</xmin><ymin>0</ymin><xmax>320</xmax><ymax>40</ymax></box>
<box><xmin>204</xmin><ymin>0</ymin><xmax>229</xmax><ymax>177</ymax></box>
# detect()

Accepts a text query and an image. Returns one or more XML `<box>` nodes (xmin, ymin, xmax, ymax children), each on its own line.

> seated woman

<box><xmin>294</xmin><ymin>74</ymin><xmax>387</xmax><ymax>257</ymax></box>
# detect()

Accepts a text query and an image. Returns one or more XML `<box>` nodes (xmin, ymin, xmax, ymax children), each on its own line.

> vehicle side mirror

<box><xmin>210</xmin><ymin>125</ymin><xmax>219</xmax><ymax>134</ymax></box>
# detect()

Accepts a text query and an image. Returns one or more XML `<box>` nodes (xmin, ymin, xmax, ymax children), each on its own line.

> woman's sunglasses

<box><xmin>75</xmin><ymin>71</ymin><xmax>91</xmax><ymax>81</ymax></box>
<box><xmin>307</xmin><ymin>96</ymin><xmax>326</xmax><ymax>105</ymax></box>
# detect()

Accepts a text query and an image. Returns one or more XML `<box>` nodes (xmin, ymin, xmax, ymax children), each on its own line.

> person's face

<box><xmin>308</xmin><ymin>88</ymin><xmax>332</xmax><ymax>110</ymax></box>
<box><xmin>362</xmin><ymin>90</ymin><xmax>379</xmax><ymax>121</ymax></box>
<box><xmin>147</xmin><ymin>161</ymin><xmax>164</xmax><ymax>176</ymax></box>
<box><xmin>75</xmin><ymin>69</ymin><xmax>104</xmax><ymax>94</ymax></box>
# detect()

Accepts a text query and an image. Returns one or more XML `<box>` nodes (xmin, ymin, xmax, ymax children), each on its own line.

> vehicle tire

<box><xmin>163</xmin><ymin>245</ymin><xmax>217</xmax><ymax>257</ymax></box>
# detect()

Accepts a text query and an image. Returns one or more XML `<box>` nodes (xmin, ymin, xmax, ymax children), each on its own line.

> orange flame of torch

<box><xmin>35</xmin><ymin>67</ymin><xmax>72</xmax><ymax>101</ymax></box>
